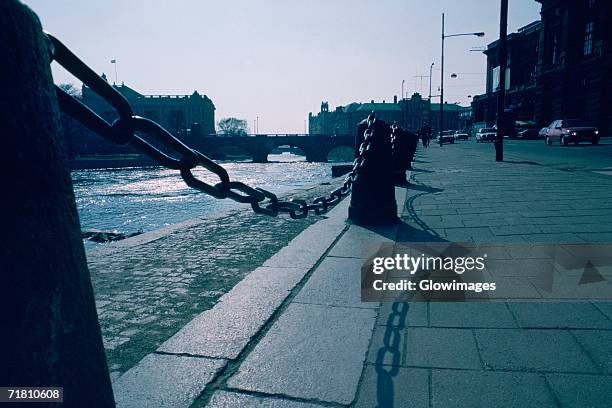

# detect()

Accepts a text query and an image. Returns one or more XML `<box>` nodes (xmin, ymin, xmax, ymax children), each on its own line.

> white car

<box><xmin>475</xmin><ymin>128</ymin><xmax>496</xmax><ymax>143</ymax></box>
<box><xmin>454</xmin><ymin>131</ymin><xmax>469</xmax><ymax>141</ymax></box>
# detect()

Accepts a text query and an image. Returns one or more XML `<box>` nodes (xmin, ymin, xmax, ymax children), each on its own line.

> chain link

<box><xmin>46</xmin><ymin>32</ymin><xmax>374</xmax><ymax>218</ymax></box>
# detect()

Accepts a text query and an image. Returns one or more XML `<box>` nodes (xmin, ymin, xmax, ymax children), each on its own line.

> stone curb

<box><xmin>112</xmin><ymin>194</ymin><xmax>351</xmax><ymax>407</ymax></box>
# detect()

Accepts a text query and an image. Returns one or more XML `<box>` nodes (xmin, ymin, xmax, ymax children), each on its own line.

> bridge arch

<box><xmin>195</xmin><ymin>135</ymin><xmax>355</xmax><ymax>163</ymax></box>
<box><xmin>268</xmin><ymin>144</ymin><xmax>308</xmax><ymax>161</ymax></box>
<box><xmin>255</xmin><ymin>139</ymin><xmax>321</xmax><ymax>163</ymax></box>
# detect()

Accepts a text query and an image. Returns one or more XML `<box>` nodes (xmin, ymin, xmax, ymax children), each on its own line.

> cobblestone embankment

<box><xmin>86</xmin><ymin>179</ymin><xmax>345</xmax><ymax>380</ymax></box>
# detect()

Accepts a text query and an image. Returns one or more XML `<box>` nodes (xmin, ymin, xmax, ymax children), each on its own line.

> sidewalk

<box><xmin>112</xmin><ymin>143</ymin><xmax>612</xmax><ymax>407</ymax></box>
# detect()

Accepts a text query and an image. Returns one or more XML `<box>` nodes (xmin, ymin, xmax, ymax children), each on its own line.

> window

<box><xmin>588</xmin><ymin>0</ymin><xmax>596</xmax><ymax>8</ymax></box>
<box><xmin>584</xmin><ymin>22</ymin><xmax>594</xmax><ymax>55</ymax></box>
<box><xmin>552</xmin><ymin>34</ymin><xmax>558</xmax><ymax>65</ymax></box>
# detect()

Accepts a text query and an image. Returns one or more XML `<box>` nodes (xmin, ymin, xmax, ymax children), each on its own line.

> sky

<box><xmin>25</xmin><ymin>0</ymin><xmax>541</xmax><ymax>133</ymax></box>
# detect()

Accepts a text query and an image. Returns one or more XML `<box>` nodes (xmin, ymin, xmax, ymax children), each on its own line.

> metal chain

<box><xmin>46</xmin><ymin>32</ymin><xmax>374</xmax><ymax>218</ymax></box>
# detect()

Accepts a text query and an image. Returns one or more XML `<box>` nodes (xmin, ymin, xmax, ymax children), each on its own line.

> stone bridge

<box><xmin>188</xmin><ymin>134</ymin><xmax>355</xmax><ymax>163</ymax></box>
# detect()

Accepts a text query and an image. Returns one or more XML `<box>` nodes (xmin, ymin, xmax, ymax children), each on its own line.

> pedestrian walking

<box><xmin>420</xmin><ymin>122</ymin><xmax>431</xmax><ymax>148</ymax></box>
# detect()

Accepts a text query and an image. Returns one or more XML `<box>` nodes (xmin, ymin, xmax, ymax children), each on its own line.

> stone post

<box><xmin>0</xmin><ymin>1</ymin><xmax>115</xmax><ymax>406</ymax></box>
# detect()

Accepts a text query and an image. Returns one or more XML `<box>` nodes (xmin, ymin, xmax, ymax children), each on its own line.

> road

<box><xmin>454</xmin><ymin>137</ymin><xmax>612</xmax><ymax>175</ymax></box>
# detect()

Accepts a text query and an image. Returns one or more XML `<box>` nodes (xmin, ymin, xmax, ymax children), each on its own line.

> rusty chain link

<box><xmin>46</xmin><ymin>32</ymin><xmax>375</xmax><ymax>218</ymax></box>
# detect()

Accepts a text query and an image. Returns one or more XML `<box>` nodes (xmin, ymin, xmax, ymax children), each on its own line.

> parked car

<box><xmin>476</xmin><ymin>128</ymin><xmax>496</xmax><ymax>143</ymax></box>
<box><xmin>438</xmin><ymin>130</ymin><xmax>455</xmax><ymax>144</ymax></box>
<box><xmin>454</xmin><ymin>130</ymin><xmax>469</xmax><ymax>141</ymax></box>
<box><xmin>514</xmin><ymin>121</ymin><xmax>537</xmax><ymax>139</ymax></box>
<box><xmin>516</xmin><ymin>128</ymin><xmax>540</xmax><ymax>140</ymax></box>
<box><xmin>538</xmin><ymin>127</ymin><xmax>549</xmax><ymax>140</ymax></box>
<box><xmin>545</xmin><ymin>119</ymin><xmax>600</xmax><ymax>146</ymax></box>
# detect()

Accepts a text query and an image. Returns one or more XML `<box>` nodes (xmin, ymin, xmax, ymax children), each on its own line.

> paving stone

<box><xmin>462</xmin><ymin>217</ymin><xmax>512</xmax><ymax>227</ymax></box>
<box><xmin>571</xmin><ymin>330</ymin><xmax>612</xmax><ymax>374</ymax></box>
<box><xmin>593</xmin><ymin>302</ymin><xmax>612</xmax><ymax>320</ymax></box>
<box><xmin>113</xmin><ymin>353</ymin><xmax>225</xmax><ymax>408</ymax></box>
<box><xmin>227</xmin><ymin>303</ymin><xmax>376</xmax><ymax>405</ymax></box>
<box><xmin>328</xmin><ymin>224</ymin><xmax>397</xmax><ymax>259</ymax></box>
<box><xmin>491</xmin><ymin>224</ymin><xmax>542</xmax><ymax>235</ymax></box>
<box><xmin>484</xmin><ymin>258</ymin><xmax>556</xmax><ymax>277</ymax></box>
<box><xmin>508</xmin><ymin>302</ymin><xmax>612</xmax><ymax>329</ymax></box>
<box><xmin>158</xmin><ymin>267</ymin><xmax>305</xmax><ymax>359</ymax></box>
<box><xmin>207</xmin><ymin>391</ymin><xmax>322</xmax><ymax>407</ymax></box>
<box><xmin>422</xmin><ymin>217</ymin><xmax>464</xmax><ymax>229</ymax></box>
<box><xmin>546</xmin><ymin>373</ymin><xmax>612</xmax><ymax>408</ymax></box>
<box><xmin>376</xmin><ymin>301</ymin><xmax>428</xmax><ymax>327</ymax></box>
<box><xmin>475</xmin><ymin>329</ymin><xmax>597</xmax><ymax>373</ymax></box>
<box><xmin>429</xmin><ymin>302</ymin><xmax>517</xmax><ymax>328</ymax></box>
<box><xmin>520</xmin><ymin>233</ymin><xmax>585</xmax><ymax>243</ymax></box>
<box><xmin>432</xmin><ymin>369</ymin><xmax>556</xmax><ymax>408</ymax></box>
<box><xmin>263</xmin><ymin>215</ymin><xmax>347</xmax><ymax>268</ymax></box>
<box><xmin>441</xmin><ymin>227</ymin><xmax>495</xmax><ymax>243</ymax></box>
<box><xmin>577</xmin><ymin>232</ymin><xmax>612</xmax><ymax>242</ymax></box>
<box><xmin>354</xmin><ymin>365</ymin><xmax>429</xmax><ymax>408</ymax></box>
<box><xmin>535</xmin><ymin>275</ymin><xmax>612</xmax><ymax>300</ymax></box>
<box><xmin>294</xmin><ymin>257</ymin><xmax>376</xmax><ymax>308</ymax></box>
<box><xmin>368</xmin><ymin>326</ymin><xmax>481</xmax><ymax>369</ymax></box>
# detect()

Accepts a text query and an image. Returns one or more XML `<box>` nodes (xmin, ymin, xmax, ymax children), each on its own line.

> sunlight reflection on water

<box><xmin>71</xmin><ymin>153</ymin><xmax>342</xmax><ymax>233</ymax></box>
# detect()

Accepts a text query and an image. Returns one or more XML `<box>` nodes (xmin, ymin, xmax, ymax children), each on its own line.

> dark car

<box><xmin>545</xmin><ymin>119</ymin><xmax>600</xmax><ymax>146</ymax></box>
<box><xmin>516</xmin><ymin>128</ymin><xmax>539</xmax><ymax>140</ymax></box>
<box><xmin>437</xmin><ymin>130</ymin><xmax>455</xmax><ymax>144</ymax></box>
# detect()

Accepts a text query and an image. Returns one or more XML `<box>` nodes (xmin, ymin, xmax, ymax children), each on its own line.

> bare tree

<box><xmin>217</xmin><ymin>117</ymin><xmax>248</xmax><ymax>136</ymax></box>
<box><xmin>58</xmin><ymin>82</ymin><xmax>81</xmax><ymax>98</ymax></box>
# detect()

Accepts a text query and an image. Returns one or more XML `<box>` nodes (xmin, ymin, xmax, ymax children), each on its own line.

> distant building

<box><xmin>309</xmin><ymin>93</ymin><xmax>465</xmax><ymax>136</ymax></box>
<box><xmin>471</xmin><ymin>21</ymin><xmax>541</xmax><ymax>126</ymax></box>
<box><xmin>66</xmin><ymin>77</ymin><xmax>215</xmax><ymax>157</ymax></box>
<box><xmin>430</xmin><ymin>103</ymin><xmax>472</xmax><ymax>134</ymax></box>
<box><xmin>534</xmin><ymin>0</ymin><xmax>611</xmax><ymax>134</ymax></box>
<box><xmin>81</xmin><ymin>78</ymin><xmax>215</xmax><ymax>135</ymax></box>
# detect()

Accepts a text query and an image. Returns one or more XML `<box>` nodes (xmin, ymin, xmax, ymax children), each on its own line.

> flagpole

<box><xmin>111</xmin><ymin>59</ymin><xmax>117</xmax><ymax>85</ymax></box>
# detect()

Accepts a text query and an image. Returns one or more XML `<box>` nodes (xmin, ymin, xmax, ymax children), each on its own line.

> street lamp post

<box><xmin>440</xmin><ymin>12</ymin><xmax>484</xmax><ymax>146</ymax></box>
<box><xmin>495</xmin><ymin>0</ymin><xmax>509</xmax><ymax>162</ymax></box>
<box><xmin>428</xmin><ymin>62</ymin><xmax>434</xmax><ymax>130</ymax></box>
<box><xmin>401</xmin><ymin>79</ymin><xmax>405</xmax><ymax>127</ymax></box>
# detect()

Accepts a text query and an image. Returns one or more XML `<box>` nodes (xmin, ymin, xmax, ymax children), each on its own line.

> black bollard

<box><xmin>348</xmin><ymin>114</ymin><xmax>398</xmax><ymax>225</ymax></box>
<box><xmin>391</xmin><ymin>125</ymin><xmax>419</xmax><ymax>185</ymax></box>
<box><xmin>0</xmin><ymin>1</ymin><xmax>114</xmax><ymax>406</ymax></box>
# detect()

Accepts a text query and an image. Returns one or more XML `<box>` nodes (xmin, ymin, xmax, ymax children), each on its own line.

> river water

<box><xmin>71</xmin><ymin>153</ymin><xmax>344</xmax><ymax>234</ymax></box>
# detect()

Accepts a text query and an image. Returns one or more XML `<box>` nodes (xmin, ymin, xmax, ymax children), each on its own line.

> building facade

<box><xmin>81</xmin><ymin>78</ymin><xmax>215</xmax><ymax>135</ymax></box>
<box><xmin>472</xmin><ymin>21</ymin><xmax>541</xmax><ymax>126</ymax></box>
<box><xmin>309</xmin><ymin>93</ymin><xmax>465</xmax><ymax>136</ymax></box>
<box><xmin>534</xmin><ymin>0</ymin><xmax>611</xmax><ymax>134</ymax></box>
<box><xmin>66</xmin><ymin>77</ymin><xmax>215</xmax><ymax>157</ymax></box>
<box><xmin>473</xmin><ymin>0</ymin><xmax>611</xmax><ymax>135</ymax></box>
